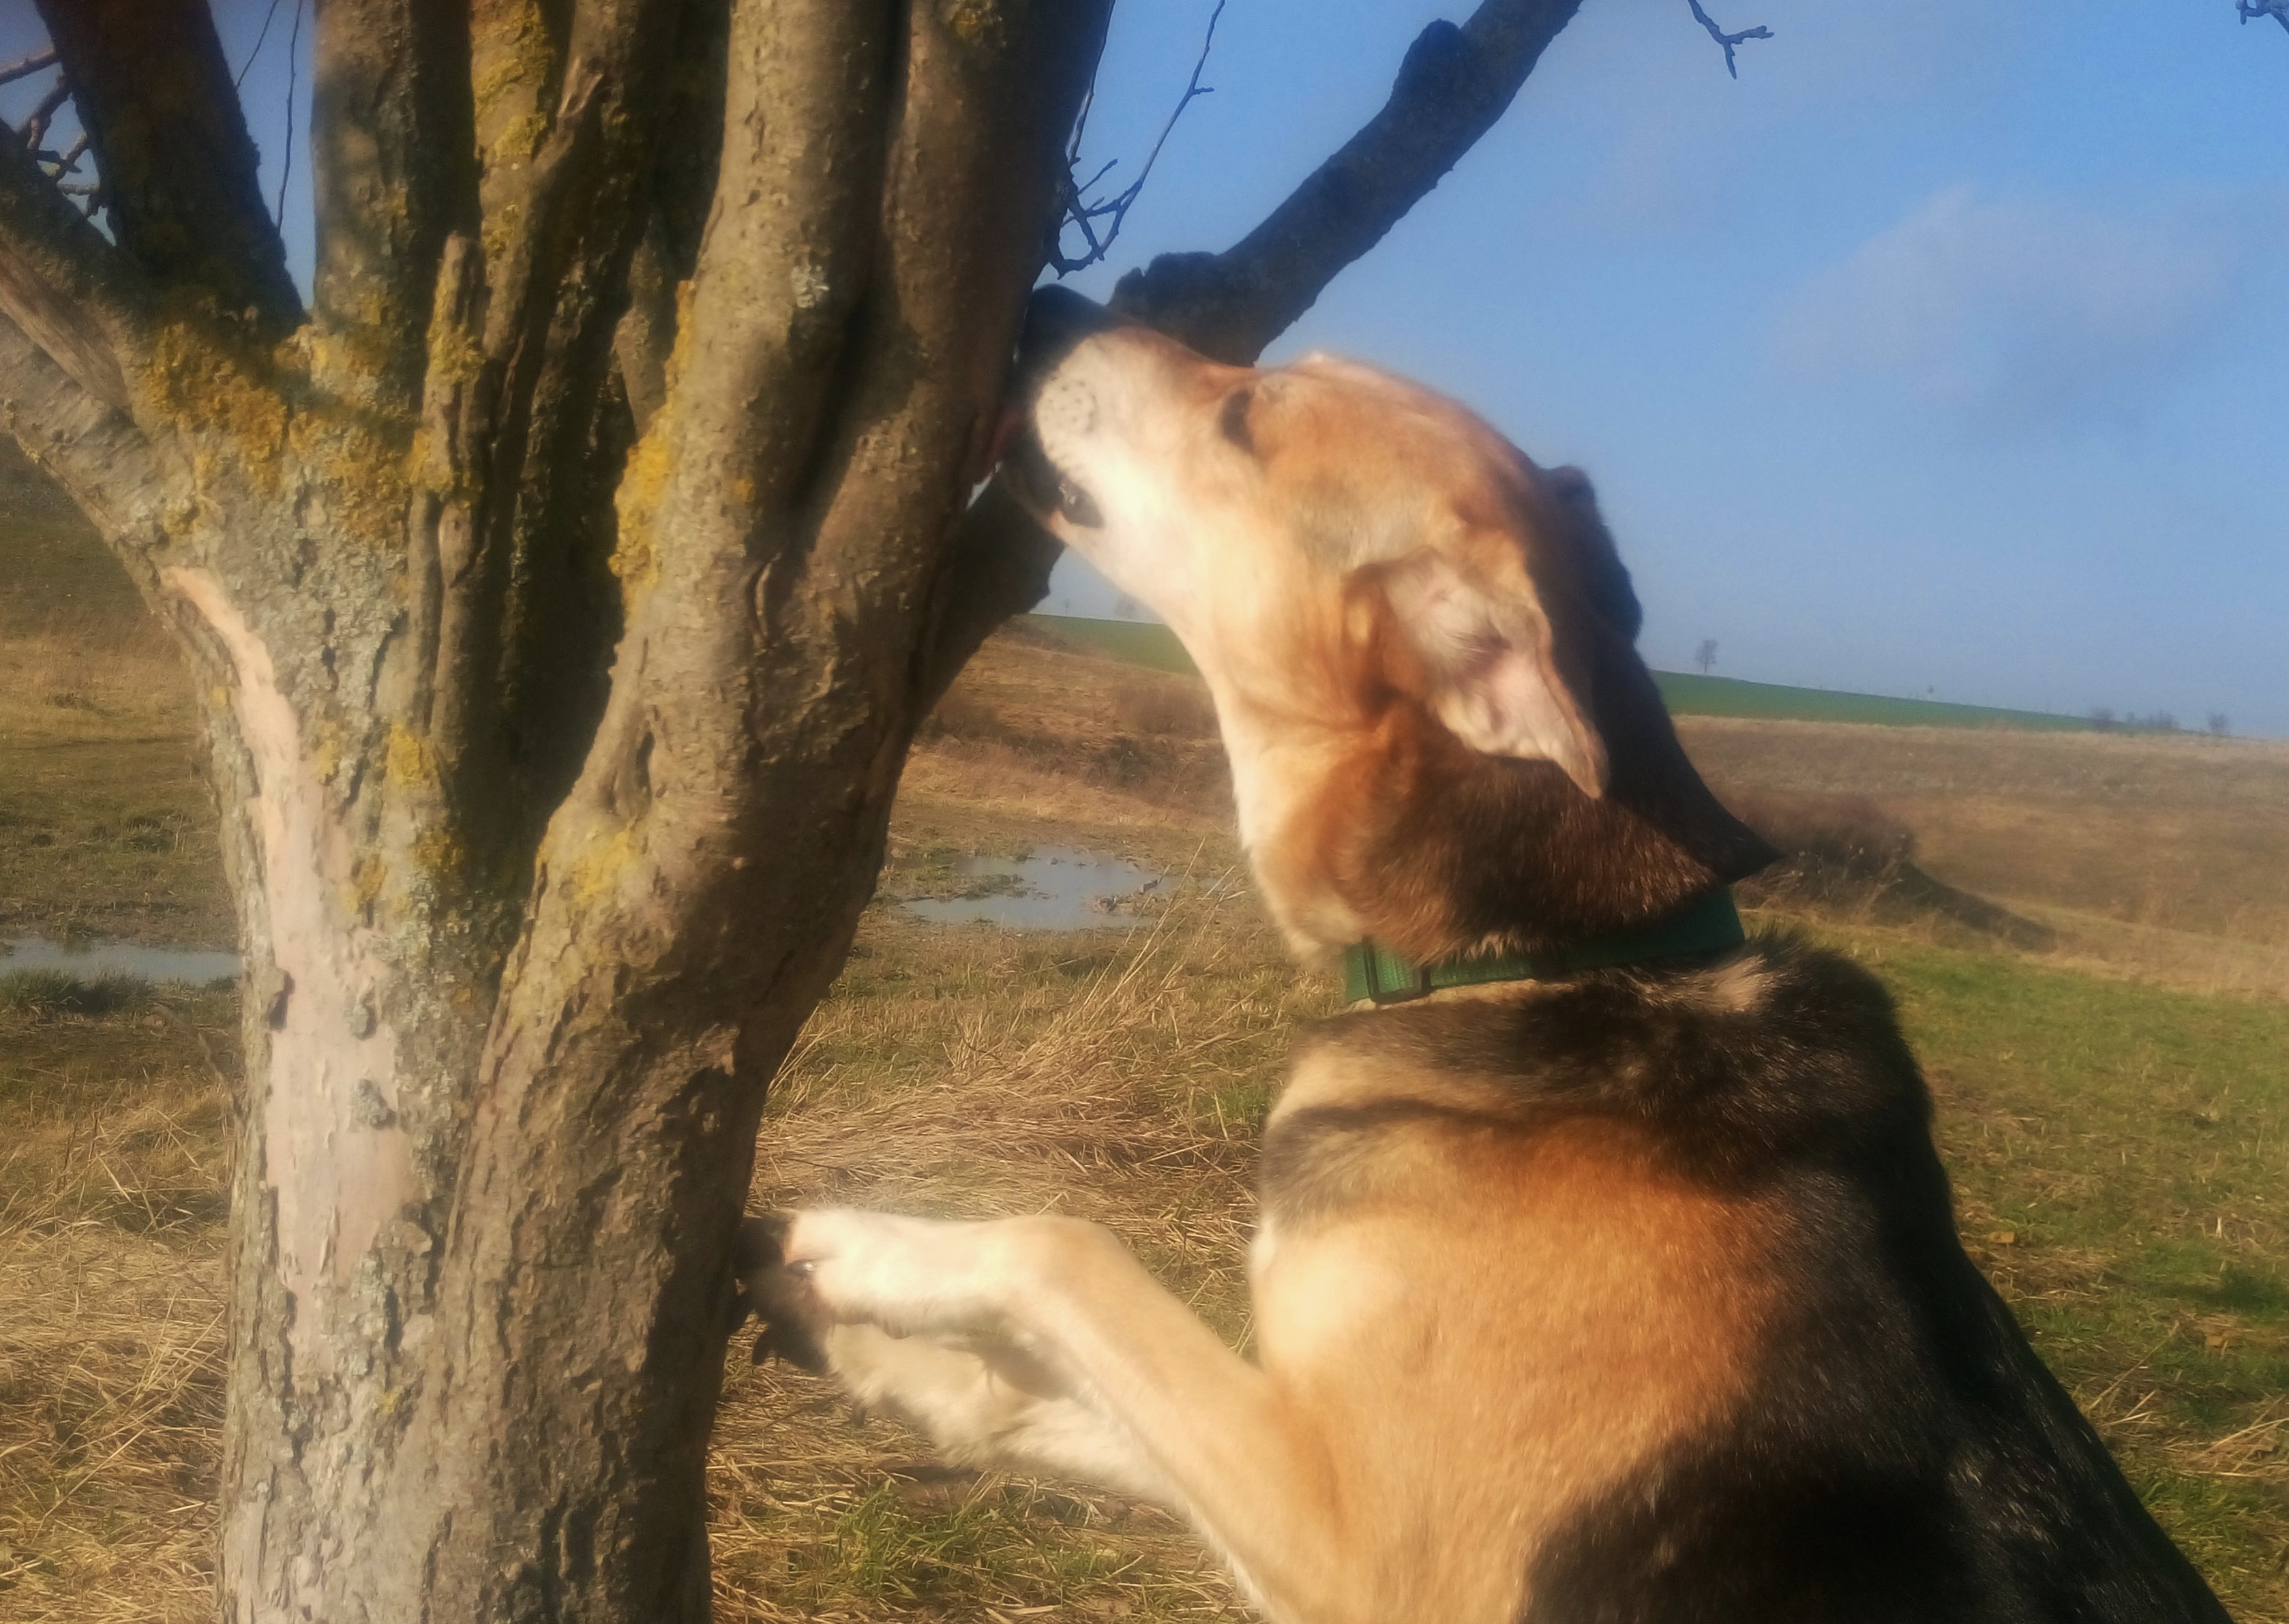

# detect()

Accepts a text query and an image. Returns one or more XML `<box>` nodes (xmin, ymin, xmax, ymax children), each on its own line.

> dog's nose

<box><xmin>1018</xmin><ymin>284</ymin><xmax>1116</xmax><ymax>382</ymax></box>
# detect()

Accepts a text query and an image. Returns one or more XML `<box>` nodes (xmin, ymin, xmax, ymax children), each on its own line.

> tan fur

<box><xmin>749</xmin><ymin>308</ymin><xmax>1784</xmax><ymax>1623</ymax></box>
<box><xmin>764</xmin><ymin>1040</ymin><xmax>1782</xmax><ymax>1624</ymax></box>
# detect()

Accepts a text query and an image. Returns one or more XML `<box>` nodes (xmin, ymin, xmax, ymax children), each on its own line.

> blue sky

<box><xmin>1051</xmin><ymin>1</ymin><xmax>2289</xmax><ymax>734</ymax></box>
<box><xmin>6</xmin><ymin>3</ymin><xmax>2284</xmax><ymax>731</ymax></box>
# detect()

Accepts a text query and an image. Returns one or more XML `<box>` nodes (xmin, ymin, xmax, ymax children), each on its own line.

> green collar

<box><xmin>1341</xmin><ymin>889</ymin><xmax>1746</xmax><ymax>1006</ymax></box>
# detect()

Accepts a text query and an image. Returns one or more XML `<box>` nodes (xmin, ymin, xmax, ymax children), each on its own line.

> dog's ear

<box><xmin>1542</xmin><ymin>466</ymin><xmax>1641</xmax><ymax>641</ymax></box>
<box><xmin>1368</xmin><ymin>545</ymin><xmax>1609</xmax><ymax>799</ymax></box>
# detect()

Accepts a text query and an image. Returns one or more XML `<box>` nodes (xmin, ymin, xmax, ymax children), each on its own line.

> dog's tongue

<box><xmin>969</xmin><ymin>401</ymin><xmax>1026</xmax><ymax>485</ymax></box>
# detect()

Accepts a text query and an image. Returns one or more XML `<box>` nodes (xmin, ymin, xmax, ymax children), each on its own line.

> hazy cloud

<box><xmin>1776</xmin><ymin>185</ymin><xmax>2241</xmax><ymax>428</ymax></box>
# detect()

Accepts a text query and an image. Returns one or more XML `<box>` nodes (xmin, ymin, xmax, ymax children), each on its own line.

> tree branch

<box><xmin>1047</xmin><ymin>0</ymin><xmax>1224</xmax><ymax>275</ymax></box>
<box><xmin>0</xmin><ymin>49</ymin><xmax>58</xmax><ymax>89</ymax></box>
<box><xmin>1685</xmin><ymin>0</ymin><xmax>1772</xmax><ymax>78</ymax></box>
<box><xmin>32</xmin><ymin>0</ymin><xmax>301</xmax><ymax>335</ymax></box>
<box><xmin>921</xmin><ymin>0</ymin><xmax>1590</xmax><ymax>705</ymax></box>
<box><xmin>0</xmin><ymin>311</ymin><xmax>168</xmax><ymax>546</ymax></box>
<box><xmin>1109</xmin><ymin>0</ymin><xmax>1585</xmax><ymax>365</ymax></box>
<box><xmin>418</xmin><ymin>0</ymin><xmax>685</xmax><ymax>843</ymax></box>
<box><xmin>2239</xmin><ymin>0</ymin><xmax>2289</xmax><ymax>33</ymax></box>
<box><xmin>310</xmin><ymin>0</ymin><xmax>479</xmax><ymax>414</ymax></box>
<box><xmin>0</xmin><ymin>126</ymin><xmax>138</xmax><ymax>410</ymax></box>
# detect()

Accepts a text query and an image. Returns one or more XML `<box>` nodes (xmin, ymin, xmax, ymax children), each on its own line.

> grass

<box><xmin>3</xmin><ymin>485</ymin><xmax>2287</xmax><ymax>1619</ymax></box>
<box><xmin>1853</xmin><ymin>933</ymin><xmax>2289</xmax><ymax>1603</ymax></box>
<box><xmin>1033</xmin><ymin>614</ymin><xmax>2115</xmax><ymax>733</ymax></box>
<box><xmin>1653</xmin><ymin>669</ymin><xmax>2097</xmax><ymax>730</ymax></box>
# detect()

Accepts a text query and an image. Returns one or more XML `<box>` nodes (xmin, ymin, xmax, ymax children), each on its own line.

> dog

<box><xmin>737</xmin><ymin>288</ymin><xmax>2231</xmax><ymax>1623</ymax></box>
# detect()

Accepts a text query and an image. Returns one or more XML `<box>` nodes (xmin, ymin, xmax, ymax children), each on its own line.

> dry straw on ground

<box><xmin>4</xmin><ymin>593</ymin><xmax>2288</xmax><ymax>1620</ymax></box>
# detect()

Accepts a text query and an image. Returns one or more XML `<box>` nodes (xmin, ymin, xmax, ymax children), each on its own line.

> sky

<box><xmin>5</xmin><ymin>3</ymin><xmax>2284</xmax><ymax>732</ymax></box>
<box><xmin>1048</xmin><ymin>0</ymin><xmax>2289</xmax><ymax>734</ymax></box>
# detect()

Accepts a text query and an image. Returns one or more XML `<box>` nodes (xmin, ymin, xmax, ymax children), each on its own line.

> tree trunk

<box><xmin>6</xmin><ymin>1</ymin><xmax>1105</xmax><ymax>1616</ymax></box>
<box><xmin>0</xmin><ymin>0</ymin><xmax>1581</xmax><ymax>1614</ymax></box>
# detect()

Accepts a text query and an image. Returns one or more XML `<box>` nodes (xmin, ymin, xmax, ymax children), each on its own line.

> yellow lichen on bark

<box><xmin>137</xmin><ymin>312</ymin><xmax>290</xmax><ymax>496</ymax></box>
<box><xmin>134</xmin><ymin>304</ymin><xmax>415</xmax><ymax>554</ymax></box>
<box><xmin>609</xmin><ymin>281</ymin><xmax>700</xmax><ymax>598</ymax></box>
<box><xmin>351</xmin><ymin>853</ymin><xmax>389</xmax><ymax>912</ymax></box>
<box><xmin>473</xmin><ymin>0</ymin><xmax>560</xmax><ymax>177</ymax></box>
<box><xmin>563</xmin><ymin>819</ymin><xmax>644</xmax><ymax>907</ymax></box>
<box><xmin>385</xmin><ymin>723</ymin><xmax>435</xmax><ymax>790</ymax></box>
<box><xmin>941</xmin><ymin>0</ymin><xmax>1009</xmax><ymax>48</ymax></box>
<box><xmin>411</xmin><ymin>826</ymin><xmax>464</xmax><ymax>880</ymax></box>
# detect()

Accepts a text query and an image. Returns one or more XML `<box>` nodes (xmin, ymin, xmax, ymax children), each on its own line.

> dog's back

<box><xmin>1261</xmin><ymin>939</ymin><xmax>2224</xmax><ymax>1622</ymax></box>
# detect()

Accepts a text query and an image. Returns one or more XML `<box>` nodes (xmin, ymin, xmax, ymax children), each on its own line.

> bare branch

<box><xmin>0</xmin><ymin>50</ymin><xmax>58</xmax><ymax>89</ymax></box>
<box><xmin>0</xmin><ymin>310</ymin><xmax>170</xmax><ymax>558</ymax></box>
<box><xmin>0</xmin><ymin>127</ymin><xmax>137</xmax><ymax>409</ymax></box>
<box><xmin>929</xmin><ymin>0</ymin><xmax>1594</xmax><ymax>700</ymax></box>
<box><xmin>1048</xmin><ymin>0</ymin><xmax>1225</xmax><ymax>275</ymax></box>
<box><xmin>2239</xmin><ymin>0</ymin><xmax>2289</xmax><ymax>33</ymax></box>
<box><xmin>1686</xmin><ymin>0</ymin><xmax>1773</xmax><ymax>78</ymax></box>
<box><xmin>308</xmin><ymin>0</ymin><xmax>476</xmax><ymax>414</ymax></box>
<box><xmin>1109</xmin><ymin>0</ymin><xmax>1585</xmax><ymax>365</ymax></box>
<box><xmin>420</xmin><ymin>0</ymin><xmax>689</xmax><ymax>834</ymax></box>
<box><xmin>19</xmin><ymin>72</ymin><xmax>70</xmax><ymax>156</ymax></box>
<box><xmin>33</xmin><ymin>0</ymin><xmax>300</xmax><ymax>333</ymax></box>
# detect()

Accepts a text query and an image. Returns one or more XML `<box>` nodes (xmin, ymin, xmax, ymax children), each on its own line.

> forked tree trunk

<box><xmin>8</xmin><ymin>2</ymin><xmax>1107</xmax><ymax>1614</ymax></box>
<box><xmin>0</xmin><ymin>0</ymin><xmax>1583</xmax><ymax>1615</ymax></box>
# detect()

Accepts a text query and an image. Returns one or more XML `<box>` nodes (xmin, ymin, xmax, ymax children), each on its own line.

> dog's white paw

<box><xmin>749</xmin><ymin>1207</ymin><xmax>1001</xmax><ymax>1342</ymax></box>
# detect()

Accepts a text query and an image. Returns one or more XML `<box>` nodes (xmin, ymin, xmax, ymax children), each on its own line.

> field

<box><xmin>1037</xmin><ymin>613</ymin><xmax>2112</xmax><ymax>732</ymax></box>
<box><xmin>4</xmin><ymin>483</ymin><xmax>2288</xmax><ymax>1621</ymax></box>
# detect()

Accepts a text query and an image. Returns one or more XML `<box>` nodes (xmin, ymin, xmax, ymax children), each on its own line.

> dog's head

<box><xmin>1002</xmin><ymin>288</ymin><xmax>1771</xmax><ymax>965</ymax></box>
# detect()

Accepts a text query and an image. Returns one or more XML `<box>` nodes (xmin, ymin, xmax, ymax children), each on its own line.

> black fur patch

<box><xmin>1263</xmin><ymin>938</ymin><xmax>2230</xmax><ymax>1623</ymax></box>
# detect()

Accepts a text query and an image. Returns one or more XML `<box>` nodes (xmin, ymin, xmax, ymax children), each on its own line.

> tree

<box><xmin>2240</xmin><ymin>0</ymin><xmax>2289</xmax><ymax>35</ymax></box>
<box><xmin>0</xmin><ymin>0</ymin><xmax>1641</xmax><ymax>1615</ymax></box>
<box><xmin>2208</xmin><ymin>712</ymin><xmax>2232</xmax><ymax>736</ymax></box>
<box><xmin>1695</xmin><ymin>637</ymin><xmax>1719</xmax><ymax>674</ymax></box>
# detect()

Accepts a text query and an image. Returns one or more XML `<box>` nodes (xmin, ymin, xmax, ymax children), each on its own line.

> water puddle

<box><xmin>901</xmin><ymin>847</ymin><xmax>1165</xmax><ymax>931</ymax></box>
<box><xmin>2</xmin><ymin>936</ymin><xmax>241</xmax><ymax>986</ymax></box>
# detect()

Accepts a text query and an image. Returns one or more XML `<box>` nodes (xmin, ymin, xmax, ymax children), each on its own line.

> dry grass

<box><xmin>1684</xmin><ymin>716</ymin><xmax>2289</xmax><ymax>991</ymax></box>
<box><xmin>713</xmin><ymin>897</ymin><xmax>1317</xmax><ymax>1621</ymax></box>
<box><xmin>3</xmin><ymin>498</ymin><xmax>2286</xmax><ymax>1620</ymax></box>
<box><xmin>0</xmin><ymin>991</ymin><xmax>233</xmax><ymax>1621</ymax></box>
<box><xmin>0</xmin><ymin>611</ymin><xmax>226</xmax><ymax>950</ymax></box>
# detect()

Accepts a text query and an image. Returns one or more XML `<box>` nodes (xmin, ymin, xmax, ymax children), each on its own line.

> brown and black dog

<box><xmin>739</xmin><ymin>288</ymin><xmax>2232</xmax><ymax>1624</ymax></box>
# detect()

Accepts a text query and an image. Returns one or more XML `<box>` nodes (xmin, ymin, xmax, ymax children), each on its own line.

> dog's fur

<box><xmin>740</xmin><ymin>290</ymin><xmax>2230</xmax><ymax>1623</ymax></box>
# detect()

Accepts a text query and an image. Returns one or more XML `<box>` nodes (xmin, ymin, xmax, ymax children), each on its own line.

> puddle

<box><xmin>2</xmin><ymin>936</ymin><xmax>241</xmax><ymax>986</ymax></box>
<box><xmin>902</xmin><ymin>847</ymin><xmax>1165</xmax><ymax>930</ymax></box>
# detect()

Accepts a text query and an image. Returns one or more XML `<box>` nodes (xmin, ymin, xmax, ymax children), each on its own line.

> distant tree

<box><xmin>1695</xmin><ymin>637</ymin><xmax>1720</xmax><ymax>675</ymax></box>
<box><xmin>2208</xmin><ymin>712</ymin><xmax>2232</xmax><ymax>736</ymax></box>
<box><xmin>2147</xmin><ymin>712</ymin><xmax>2181</xmax><ymax>732</ymax></box>
<box><xmin>1112</xmin><ymin>590</ymin><xmax>1144</xmax><ymax>620</ymax></box>
<box><xmin>2089</xmin><ymin>706</ymin><xmax>2119</xmax><ymax>730</ymax></box>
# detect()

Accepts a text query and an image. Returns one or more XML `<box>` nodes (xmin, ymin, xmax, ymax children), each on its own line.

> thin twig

<box><xmin>1049</xmin><ymin>0</ymin><xmax>1227</xmax><ymax>275</ymax></box>
<box><xmin>275</xmin><ymin>0</ymin><xmax>304</xmax><ymax>228</ymax></box>
<box><xmin>235</xmin><ymin>0</ymin><xmax>288</xmax><ymax>89</ymax></box>
<box><xmin>1686</xmin><ymin>0</ymin><xmax>1773</xmax><ymax>78</ymax></box>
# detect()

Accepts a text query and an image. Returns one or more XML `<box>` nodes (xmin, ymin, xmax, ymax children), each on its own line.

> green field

<box><xmin>1031</xmin><ymin>614</ymin><xmax>2098</xmax><ymax>732</ymax></box>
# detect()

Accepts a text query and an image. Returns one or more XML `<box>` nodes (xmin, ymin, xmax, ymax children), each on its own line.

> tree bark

<box><xmin>0</xmin><ymin>0</ymin><xmax>1581</xmax><ymax>1615</ymax></box>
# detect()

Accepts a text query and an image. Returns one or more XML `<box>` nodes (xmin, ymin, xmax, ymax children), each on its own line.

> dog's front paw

<box><xmin>735</xmin><ymin>1212</ymin><xmax>829</xmax><ymax>1371</ymax></box>
<box><xmin>771</xmin><ymin>1207</ymin><xmax>1000</xmax><ymax>1338</ymax></box>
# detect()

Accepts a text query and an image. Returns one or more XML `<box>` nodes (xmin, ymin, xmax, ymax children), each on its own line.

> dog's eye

<box><xmin>1218</xmin><ymin>389</ymin><xmax>1255</xmax><ymax>455</ymax></box>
